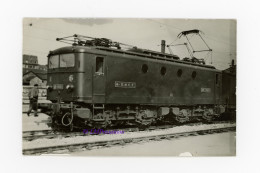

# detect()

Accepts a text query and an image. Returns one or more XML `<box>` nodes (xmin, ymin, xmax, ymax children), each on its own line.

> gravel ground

<box><xmin>71</xmin><ymin>131</ymin><xmax>236</xmax><ymax>156</ymax></box>
<box><xmin>22</xmin><ymin>113</ymin><xmax>52</xmax><ymax>132</ymax></box>
<box><xmin>23</xmin><ymin>122</ymin><xmax>235</xmax><ymax>150</ymax></box>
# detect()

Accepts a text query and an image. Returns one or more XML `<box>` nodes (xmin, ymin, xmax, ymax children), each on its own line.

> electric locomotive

<box><xmin>39</xmin><ymin>33</ymin><xmax>235</xmax><ymax>130</ymax></box>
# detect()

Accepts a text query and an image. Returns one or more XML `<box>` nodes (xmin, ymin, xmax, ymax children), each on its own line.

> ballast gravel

<box><xmin>23</xmin><ymin>122</ymin><xmax>235</xmax><ymax>150</ymax></box>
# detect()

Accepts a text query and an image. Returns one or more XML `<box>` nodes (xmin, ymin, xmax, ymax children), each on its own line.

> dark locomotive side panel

<box><xmin>104</xmin><ymin>53</ymin><xmax>220</xmax><ymax>106</ymax></box>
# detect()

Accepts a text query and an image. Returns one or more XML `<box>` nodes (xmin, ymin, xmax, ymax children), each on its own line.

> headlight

<box><xmin>46</xmin><ymin>85</ymin><xmax>53</xmax><ymax>91</ymax></box>
<box><xmin>66</xmin><ymin>84</ymin><xmax>74</xmax><ymax>92</ymax></box>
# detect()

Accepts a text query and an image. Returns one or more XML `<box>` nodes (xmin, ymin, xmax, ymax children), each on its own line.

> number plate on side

<box><xmin>115</xmin><ymin>81</ymin><xmax>136</xmax><ymax>88</ymax></box>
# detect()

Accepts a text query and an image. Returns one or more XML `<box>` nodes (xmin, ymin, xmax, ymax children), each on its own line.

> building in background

<box><xmin>23</xmin><ymin>54</ymin><xmax>47</xmax><ymax>74</ymax></box>
<box><xmin>23</xmin><ymin>54</ymin><xmax>47</xmax><ymax>86</ymax></box>
<box><xmin>23</xmin><ymin>71</ymin><xmax>47</xmax><ymax>86</ymax></box>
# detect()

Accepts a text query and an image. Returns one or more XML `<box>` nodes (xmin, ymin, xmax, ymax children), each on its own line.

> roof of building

<box><xmin>23</xmin><ymin>68</ymin><xmax>47</xmax><ymax>75</ymax></box>
<box><xmin>23</xmin><ymin>71</ymin><xmax>47</xmax><ymax>80</ymax></box>
<box><xmin>36</xmin><ymin>73</ymin><xmax>47</xmax><ymax>80</ymax></box>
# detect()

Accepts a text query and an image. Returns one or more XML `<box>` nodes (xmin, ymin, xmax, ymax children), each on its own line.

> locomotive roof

<box><xmin>49</xmin><ymin>46</ymin><xmax>217</xmax><ymax>70</ymax></box>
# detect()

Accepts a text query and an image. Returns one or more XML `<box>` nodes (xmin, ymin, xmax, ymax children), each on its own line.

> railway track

<box><xmin>23</xmin><ymin>130</ymin><xmax>85</xmax><ymax>141</ymax></box>
<box><xmin>23</xmin><ymin>123</ymin><xmax>236</xmax><ymax>155</ymax></box>
<box><xmin>22</xmin><ymin>121</ymin><xmax>234</xmax><ymax>141</ymax></box>
<box><xmin>22</xmin><ymin>125</ymin><xmax>176</xmax><ymax>141</ymax></box>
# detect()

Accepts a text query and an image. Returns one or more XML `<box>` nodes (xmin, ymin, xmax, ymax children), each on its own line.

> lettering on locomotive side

<box><xmin>115</xmin><ymin>81</ymin><xmax>136</xmax><ymax>88</ymax></box>
<box><xmin>201</xmin><ymin>88</ymin><xmax>211</xmax><ymax>93</ymax></box>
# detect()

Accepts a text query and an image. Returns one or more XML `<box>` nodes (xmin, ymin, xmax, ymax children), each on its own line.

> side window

<box><xmin>96</xmin><ymin>57</ymin><xmax>104</xmax><ymax>74</ymax></box>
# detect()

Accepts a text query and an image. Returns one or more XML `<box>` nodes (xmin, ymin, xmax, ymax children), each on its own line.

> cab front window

<box><xmin>60</xmin><ymin>54</ymin><xmax>75</xmax><ymax>68</ymax></box>
<box><xmin>49</xmin><ymin>55</ymin><xmax>59</xmax><ymax>69</ymax></box>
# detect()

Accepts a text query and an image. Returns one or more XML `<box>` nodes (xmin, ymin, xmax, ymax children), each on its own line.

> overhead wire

<box><xmin>147</xmin><ymin>19</ymin><xmax>237</xmax><ymax>67</ymax></box>
<box><xmin>147</xmin><ymin>19</ymin><xmax>236</xmax><ymax>48</ymax></box>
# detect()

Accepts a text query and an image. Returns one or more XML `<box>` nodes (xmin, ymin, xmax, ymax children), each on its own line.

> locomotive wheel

<box><xmin>92</xmin><ymin>120</ymin><xmax>109</xmax><ymax>129</ymax></box>
<box><xmin>202</xmin><ymin>112</ymin><xmax>213</xmax><ymax>122</ymax></box>
<box><xmin>138</xmin><ymin>124</ymin><xmax>149</xmax><ymax>130</ymax></box>
<box><xmin>174</xmin><ymin>111</ymin><xmax>189</xmax><ymax>124</ymax></box>
<box><xmin>175</xmin><ymin>116</ymin><xmax>189</xmax><ymax>124</ymax></box>
<box><xmin>135</xmin><ymin>116</ymin><xmax>153</xmax><ymax>128</ymax></box>
<box><xmin>137</xmin><ymin>121</ymin><xmax>152</xmax><ymax>130</ymax></box>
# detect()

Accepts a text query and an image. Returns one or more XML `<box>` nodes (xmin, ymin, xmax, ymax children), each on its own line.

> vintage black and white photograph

<box><xmin>22</xmin><ymin>18</ymin><xmax>236</xmax><ymax>156</ymax></box>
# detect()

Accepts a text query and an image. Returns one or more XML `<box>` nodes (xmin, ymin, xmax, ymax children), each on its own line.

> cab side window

<box><xmin>96</xmin><ymin>57</ymin><xmax>104</xmax><ymax>74</ymax></box>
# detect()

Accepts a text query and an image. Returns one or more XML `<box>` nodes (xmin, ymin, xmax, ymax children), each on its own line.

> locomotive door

<box><xmin>93</xmin><ymin>57</ymin><xmax>106</xmax><ymax>103</ymax></box>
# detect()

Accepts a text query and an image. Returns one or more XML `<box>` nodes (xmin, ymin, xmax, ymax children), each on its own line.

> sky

<box><xmin>23</xmin><ymin>18</ymin><xmax>236</xmax><ymax>70</ymax></box>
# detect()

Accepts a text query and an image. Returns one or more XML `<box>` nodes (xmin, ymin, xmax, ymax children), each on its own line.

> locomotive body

<box><xmin>47</xmin><ymin>46</ymin><xmax>221</xmax><ymax>105</ymax></box>
<box><xmin>39</xmin><ymin>35</ymin><xmax>235</xmax><ymax>130</ymax></box>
